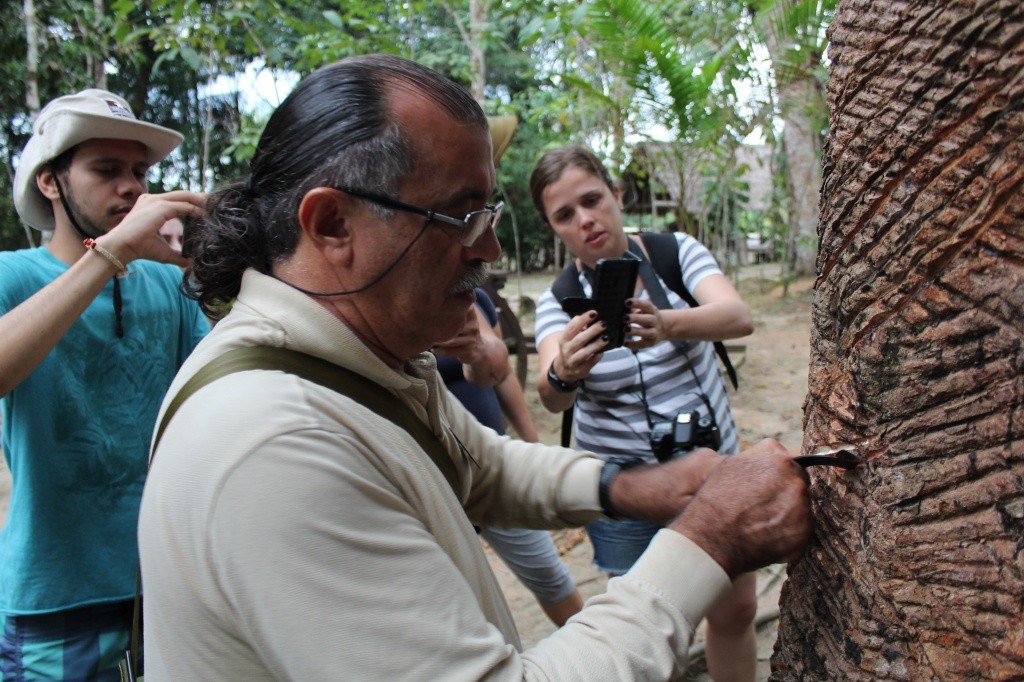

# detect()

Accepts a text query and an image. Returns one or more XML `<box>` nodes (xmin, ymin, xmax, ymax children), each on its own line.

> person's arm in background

<box><xmin>535</xmin><ymin>310</ymin><xmax>606</xmax><ymax>414</ymax></box>
<box><xmin>432</xmin><ymin>304</ymin><xmax>509</xmax><ymax>388</ymax></box>
<box><xmin>494</xmin><ymin>371</ymin><xmax>539</xmax><ymax>442</ymax></box>
<box><xmin>625</xmin><ymin>234</ymin><xmax>753</xmax><ymax>350</ymax></box>
<box><xmin>623</xmin><ymin>275</ymin><xmax>752</xmax><ymax>349</ymax></box>
<box><xmin>490</xmin><ymin>321</ymin><xmax>540</xmax><ymax>442</ymax></box>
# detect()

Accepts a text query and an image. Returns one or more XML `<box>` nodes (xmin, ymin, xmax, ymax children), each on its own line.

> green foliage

<box><xmin>0</xmin><ymin>2</ymin><xmax>31</xmax><ymax>250</ymax></box>
<box><xmin>0</xmin><ymin>0</ymin><xmax>832</xmax><ymax>271</ymax></box>
<box><xmin>0</xmin><ymin>0</ymin><xmax>102</xmax><ymax>249</ymax></box>
<box><xmin>585</xmin><ymin>0</ymin><xmax>710</xmax><ymax>131</ymax></box>
<box><xmin>0</xmin><ymin>0</ymin><xmax>258</xmax><ymax>245</ymax></box>
<box><xmin>759</xmin><ymin>0</ymin><xmax>835</xmax><ymax>83</ymax></box>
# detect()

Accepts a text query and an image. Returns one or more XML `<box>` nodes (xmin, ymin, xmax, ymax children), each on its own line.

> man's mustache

<box><xmin>448</xmin><ymin>265</ymin><xmax>489</xmax><ymax>297</ymax></box>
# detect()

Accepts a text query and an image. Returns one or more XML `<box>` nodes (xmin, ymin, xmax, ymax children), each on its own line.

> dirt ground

<box><xmin>0</xmin><ymin>263</ymin><xmax>814</xmax><ymax>679</ymax></box>
<box><xmin>487</xmin><ymin>263</ymin><xmax>815</xmax><ymax>679</ymax></box>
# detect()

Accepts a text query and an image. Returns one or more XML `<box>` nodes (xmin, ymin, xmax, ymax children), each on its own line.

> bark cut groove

<box><xmin>771</xmin><ymin>1</ymin><xmax>1024</xmax><ymax>680</ymax></box>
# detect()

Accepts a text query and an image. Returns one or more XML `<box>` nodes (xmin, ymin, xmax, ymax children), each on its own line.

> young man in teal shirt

<box><xmin>0</xmin><ymin>89</ymin><xmax>208</xmax><ymax>680</ymax></box>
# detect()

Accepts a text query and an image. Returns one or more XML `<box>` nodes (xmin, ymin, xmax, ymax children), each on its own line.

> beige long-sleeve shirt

<box><xmin>138</xmin><ymin>269</ymin><xmax>730</xmax><ymax>681</ymax></box>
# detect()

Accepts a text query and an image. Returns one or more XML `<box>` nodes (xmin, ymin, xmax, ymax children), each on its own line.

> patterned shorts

<box><xmin>0</xmin><ymin>600</ymin><xmax>134</xmax><ymax>682</ymax></box>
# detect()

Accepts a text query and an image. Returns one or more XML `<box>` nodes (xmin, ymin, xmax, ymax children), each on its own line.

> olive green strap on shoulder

<box><xmin>123</xmin><ymin>346</ymin><xmax>462</xmax><ymax>681</ymax></box>
<box><xmin>152</xmin><ymin>346</ymin><xmax>461</xmax><ymax>494</ymax></box>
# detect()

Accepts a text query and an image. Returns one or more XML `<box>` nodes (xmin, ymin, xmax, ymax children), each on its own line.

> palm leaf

<box><xmin>760</xmin><ymin>0</ymin><xmax>836</xmax><ymax>83</ymax></box>
<box><xmin>583</xmin><ymin>0</ymin><xmax>728</xmax><ymax>136</ymax></box>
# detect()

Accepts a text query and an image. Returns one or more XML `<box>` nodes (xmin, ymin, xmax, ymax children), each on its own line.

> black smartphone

<box><xmin>561</xmin><ymin>257</ymin><xmax>640</xmax><ymax>349</ymax></box>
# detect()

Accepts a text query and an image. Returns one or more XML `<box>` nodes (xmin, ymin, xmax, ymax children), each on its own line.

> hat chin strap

<box><xmin>50</xmin><ymin>166</ymin><xmax>93</xmax><ymax>241</ymax></box>
<box><xmin>52</xmin><ymin>166</ymin><xmax>125</xmax><ymax>339</ymax></box>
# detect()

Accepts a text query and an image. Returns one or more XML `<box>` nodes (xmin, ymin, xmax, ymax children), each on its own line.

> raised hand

<box><xmin>96</xmin><ymin>191</ymin><xmax>206</xmax><ymax>268</ymax></box>
<box><xmin>553</xmin><ymin>309</ymin><xmax>608</xmax><ymax>384</ymax></box>
<box><xmin>622</xmin><ymin>297</ymin><xmax>667</xmax><ymax>350</ymax></box>
<box><xmin>432</xmin><ymin>304</ymin><xmax>509</xmax><ymax>388</ymax></box>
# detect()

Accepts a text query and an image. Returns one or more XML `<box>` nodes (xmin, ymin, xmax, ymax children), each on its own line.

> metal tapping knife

<box><xmin>793</xmin><ymin>444</ymin><xmax>861</xmax><ymax>470</ymax></box>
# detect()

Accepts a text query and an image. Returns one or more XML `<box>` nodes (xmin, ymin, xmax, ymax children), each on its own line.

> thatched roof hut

<box><xmin>620</xmin><ymin>141</ymin><xmax>774</xmax><ymax>226</ymax></box>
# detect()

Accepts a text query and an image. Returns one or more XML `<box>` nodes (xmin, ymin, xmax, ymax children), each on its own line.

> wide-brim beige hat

<box><xmin>488</xmin><ymin>115</ymin><xmax>518</xmax><ymax>165</ymax></box>
<box><xmin>14</xmin><ymin>89</ymin><xmax>183</xmax><ymax>231</ymax></box>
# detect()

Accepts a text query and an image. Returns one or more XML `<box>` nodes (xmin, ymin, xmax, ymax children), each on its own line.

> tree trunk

<box><xmin>24</xmin><ymin>0</ymin><xmax>40</xmax><ymax>115</ymax></box>
<box><xmin>21</xmin><ymin>0</ymin><xmax>40</xmax><ymax>247</ymax></box>
<box><xmin>779</xmin><ymin>78</ymin><xmax>820</xmax><ymax>278</ymax></box>
<box><xmin>761</xmin><ymin>0</ymin><xmax>823</xmax><ymax>279</ymax></box>
<box><xmin>469</xmin><ymin>0</ymin><xmax>486</xmax><ymax>102</ymax></box>
<box><xmin>92</xmin><ymin>0</ymin><xmax>107</xmax><ymax>90</ymax></box>
<box><xmin>772</xmin><ymin>1</ymin><xmax>1024</xmax><ymax>679</ymax></box>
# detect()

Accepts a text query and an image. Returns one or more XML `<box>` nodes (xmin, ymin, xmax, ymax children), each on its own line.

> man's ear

<box><xmin>297</xmin><ymin>188</ymin><xmax>354</xmax><ymax>265</ymax></box>
<box><xmin>36</xmin><ymin>167</ymin><xmax>61</xmax><ymax>202</ymax></box>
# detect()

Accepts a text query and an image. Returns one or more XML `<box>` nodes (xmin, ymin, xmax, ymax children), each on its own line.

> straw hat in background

<box><xmin>487</xmin><ymin>115</ymin><xmax>518</xmax><ymax>165</ymax></box>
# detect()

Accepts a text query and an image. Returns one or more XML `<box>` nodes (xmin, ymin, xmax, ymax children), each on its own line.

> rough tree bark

<box><xmin>772</xmin><ymin>1</ymin><xmax>1024</xmax><ymax>680</ymax></box>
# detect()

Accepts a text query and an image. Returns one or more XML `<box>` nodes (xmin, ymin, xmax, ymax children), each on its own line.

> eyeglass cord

<box><xmin>271</xmin><ymin>218</ymin><xmax>432</xmax><ymax>297</ymax></box>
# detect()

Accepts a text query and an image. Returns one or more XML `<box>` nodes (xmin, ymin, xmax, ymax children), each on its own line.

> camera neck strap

<box><xmin>629</xmin><ymin>235</ymin><xmax>738</xmax><ymax>391</ymax></box>
<box><xmin>625</xmin><ymin>239</ymin><xmax>716</xmax><ymax>438</ymax></box>
<box><xmin>633</xmin><ymin>351</ymin><xmax>710</xmax><ymax>426</ymax></box>
<box><xmin>626</xmin><ymin>236</ymin><xmax>704</xmax><ymax>383</ymax></box>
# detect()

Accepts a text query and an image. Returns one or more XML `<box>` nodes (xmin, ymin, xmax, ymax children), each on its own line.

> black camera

<box><xmin>649</xmin><ymin>411</ymin><xmax>722</xmax><ymax>462</ymax></box>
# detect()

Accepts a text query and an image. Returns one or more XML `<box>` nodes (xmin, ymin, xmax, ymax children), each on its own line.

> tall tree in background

<box><xmin>18</xmin><ymin>0</ymin><xmax>40</xmax><ymax>247</ymax></box>
<box><xmin>758</xmin><ymin>0</ymin><xmax>830</xmax><ymax>278</ymax></box>
<box><xmin>772</xmin><ymin>0</ymin><xmax>1024</xmax><ymax>678</ymax></box>
<box><xmin>23</xmin><ymin>0</ymin><xmax>40</xmax><ymax>115</ymax></box>
<box><xmin>469</xmin><ymin>0</ymin><xmax>487</xmax><ymax>101</ymax></box>
<box><xmin>88</xmin><ymin>0</ymin><xmax>107</xmax><ymax>90</ymax></box>
<box><xmin>3</xmin><ymin>0</ymin><xmax>100</xmax><ymax>250</ymax></box>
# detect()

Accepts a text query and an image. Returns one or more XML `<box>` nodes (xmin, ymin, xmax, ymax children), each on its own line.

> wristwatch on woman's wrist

<box><xmin>546</xmin><ymin>364</ymin><xmax>580</xmax><ymax>393</ymax></box>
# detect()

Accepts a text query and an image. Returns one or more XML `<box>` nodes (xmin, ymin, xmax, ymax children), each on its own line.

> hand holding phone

<box><xmin>561</xmin><ymin>257</ymin><xmax>639</xmax><ymax>349</ymax></box>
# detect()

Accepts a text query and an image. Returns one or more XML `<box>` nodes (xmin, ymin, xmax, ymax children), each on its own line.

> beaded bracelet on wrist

<box><xmin>83</xmin><ymin>238</ymin><xmax>129</xmax><ymax>277</ymax></box>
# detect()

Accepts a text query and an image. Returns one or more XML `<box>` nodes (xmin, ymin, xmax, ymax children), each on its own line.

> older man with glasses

<box><xmin>138</xmin><ymin>54</ymin><xmax>813</xmax><ymax>681</ymax></box>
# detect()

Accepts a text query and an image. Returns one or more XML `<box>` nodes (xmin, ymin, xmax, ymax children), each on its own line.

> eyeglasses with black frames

<box><xmin>334</xmin><ymin>185</ymin><xmax>503</xmax><ymax>247</ymax></box>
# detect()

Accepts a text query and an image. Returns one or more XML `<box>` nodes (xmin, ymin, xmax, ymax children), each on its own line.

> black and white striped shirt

<box><xmin>535</xmin><ymin>233</ymin><xmax>738</xmax><ymax>461</ymax></box>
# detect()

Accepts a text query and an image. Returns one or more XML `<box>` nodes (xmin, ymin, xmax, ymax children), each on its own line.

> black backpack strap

<box><xmin>639</xmin><ymin>232</ymin><xmax>689</xmax><ymax>304</ymax></box>
<box><xmin>549</xmin><ymin>261</ymin><xmax>584</xmax><ymax>448</ymax></box>
<box><xmin>636</xmin><ymin>233</ymin><xmax>739</xmax><ymax>390</ymax></box>
<box><xmin>551</xmin><ymin>260</ymin><xmax>585</xmax><ymax>302</ymax></box>
<box><xmin>559</xmin><ymin>407</ymin><xmax>574</xmax><ymax>449</ymax></box>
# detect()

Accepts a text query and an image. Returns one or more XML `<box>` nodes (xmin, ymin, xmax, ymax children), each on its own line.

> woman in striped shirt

<box><xmin>530</xmin><ymin>146</ymin><xmax>758</xmax><ymax>682</ymax></box>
